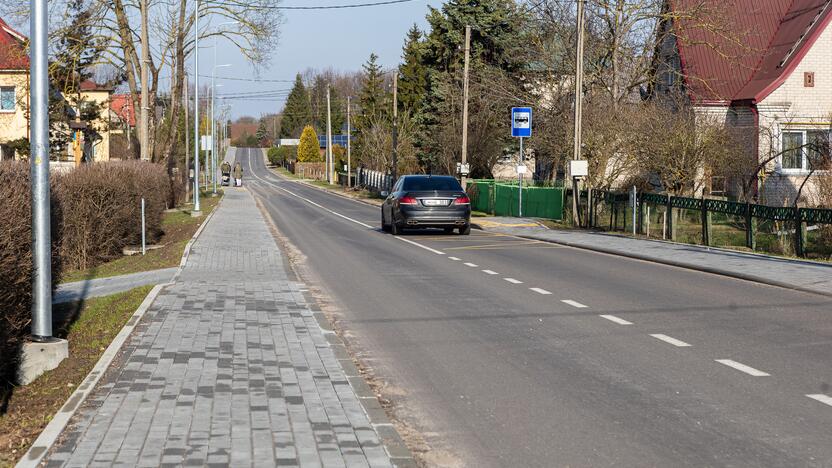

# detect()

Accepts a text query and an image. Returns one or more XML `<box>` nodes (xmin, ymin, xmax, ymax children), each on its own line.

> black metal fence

<box><xmin>566</xmin><ymin>189</ymin><xmax>832</xmax><ymax>259</ymax></box>
<box><xmin>355</xmin><ymin>167</ymin><xmax>393</xmax><ymax>193</ymax></box>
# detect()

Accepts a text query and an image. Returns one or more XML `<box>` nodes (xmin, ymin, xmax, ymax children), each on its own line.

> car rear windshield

<box><xmin>402</xmin><ymin>176</ymin><xmax>462</xmax><ymax>192</ymax></box>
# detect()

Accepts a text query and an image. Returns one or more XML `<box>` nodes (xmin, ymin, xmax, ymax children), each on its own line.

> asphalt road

<box><xmin>240</xmin><ymin>147</ymin><xmax>832</xmax><ymax>467</ymax></box>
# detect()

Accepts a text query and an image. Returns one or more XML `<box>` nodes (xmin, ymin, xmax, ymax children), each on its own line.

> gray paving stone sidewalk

<box><xmin>53</xmin><ymin>267</ymin><xmax>178</xmax><ymax>304</ymax></box>
<box><xmin>477</xmin><ymin>216</ymin><xmax>832</xmax><ymax>296</ymax></box>
<box><xmin>44</xmin><ymin>188</ymin><xmax>395</xmax><ymax>467</ymax></box>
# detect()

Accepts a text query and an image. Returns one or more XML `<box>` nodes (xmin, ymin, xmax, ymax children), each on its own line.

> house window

<box><xmin>781</xmin><ymin>130</ymin><xmax>831</xmax><ymax>171</ymax></box>
<box><xmin>0</xmin><ymin>86</ymin><xmax>15</xmax><ymax>112</ymax></box>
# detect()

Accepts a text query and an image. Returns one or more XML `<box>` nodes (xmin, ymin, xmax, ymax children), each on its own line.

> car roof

<box><xmin>403</xmin><ymin>175</ymin><xmax>456</xmax><ymax>179</ymax></box>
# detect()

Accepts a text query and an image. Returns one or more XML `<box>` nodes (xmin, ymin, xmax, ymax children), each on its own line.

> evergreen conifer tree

<box><xmin>358</xmin><ymin>53</ymin><xmax>389</xmax><ymax>123</ymax></box>
<box><xmin>280</xmin><ymin>74</ymin><xmax>313</xmax><ymax>139</ymax></box>
<box><xmin>297</xmin><ymin>125</ymin><xmax>322</xmax><ymax>162</ymax></box>
<box><xmin>398</xmin><ymin>24</ymin><xmax>428</xmax><ymax>113</ymax></box>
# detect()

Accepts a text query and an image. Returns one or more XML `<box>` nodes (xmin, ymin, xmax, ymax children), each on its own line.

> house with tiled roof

<box><xmin>0</xmin><ymin>17</ymin><xmax>29</xmax><ymax>160</ymax></box>
<box><xmin>0</xmin><ymin>18</ymin><xmax>114</xmax><ymax>163</ymax></box>
<box><xmin>654</xmin><ymin>0</ymin><xmax>832</xmax><ymax>205</ymax></box>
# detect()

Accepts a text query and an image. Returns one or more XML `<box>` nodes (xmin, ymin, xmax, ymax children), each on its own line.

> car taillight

<box><xmin>400</xmin><ymin>196</ymin><xmax>418</xmax><ymax>205</ymax></box>
<box><xmin>454</xmin><ymin>196</ymin><xmax>470</xmax><ymax>205</ymax></box>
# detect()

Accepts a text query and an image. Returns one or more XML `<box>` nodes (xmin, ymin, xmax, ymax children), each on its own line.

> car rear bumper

<box><xmin>399</xmin><ymin>207</ymin><xmax>470</xmax><ymax>227</ymax></box>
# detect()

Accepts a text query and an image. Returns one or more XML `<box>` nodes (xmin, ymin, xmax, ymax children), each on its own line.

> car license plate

<box><xmin>423</xmin><ymin>199</ymin><xmax>447</xmax><ymax>206</ymax></box>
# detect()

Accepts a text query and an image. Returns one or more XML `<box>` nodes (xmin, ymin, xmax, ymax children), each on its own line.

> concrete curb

<box><xmin>501</xmin><ymin>230</ymin><xmax>832</xmax><ymax>299</ymax></box>
<box><xmin>171</xmin><ymin>194</ymin><xmax>224</xmax><ymax>282</ymax></box>
<box><xmin>16</xmin><ymin>283</ymin><xmax>169</xmax><ymax>468</ymax></box>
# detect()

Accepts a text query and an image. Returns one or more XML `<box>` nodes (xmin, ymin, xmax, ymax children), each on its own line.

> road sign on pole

<box><xmin>511</xmin><ymin>107</ymin><xmax>532</xmax><ymax>138</ymax></box>
<box><xmin>512</xmin><ymin>107</ymin><xmax>532</xmax><ymax>216</ymax></box>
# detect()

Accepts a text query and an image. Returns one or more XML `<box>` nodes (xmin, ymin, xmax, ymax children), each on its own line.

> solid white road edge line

<box><xmin>806</xmin><ymin>394</ymin><xmax>832</xmax><ymax>407</ymax></box>
<box><xmin>715</xmin><ymin>359</ymin><xmax>770</xmax><ymax>377</ymax></box>
<box><xmin>504</xmin><ymin>278</ymin><xmax>523</xmax><ymax>284</ymax></box>
<box><xmin>530</xmin><ymin>287</ymin><xmax>552</xmax><ymax>295</ymax></box>
<box><xmin>247</xmin><ymin>152</ymin><xmax>445</xmax><ymax>256</ymax></box>
<box><xmin>561</xmin><ymin>299</ymin><xmax>588</xmax><ymax>308</ymax></box>
<box><xmin>650</xmin><ymin>334</ymin><xmax>692</xmax><ymax>347</ymax></box>
<box><xmin>599</xmin><ymin>315</ymin><xmax>633</xmax><ymax>325</ymax></box>
<box><xmin>482</xmin><ymin>270</ymin><xmax>498</xmax><ymax>275</ymax></box>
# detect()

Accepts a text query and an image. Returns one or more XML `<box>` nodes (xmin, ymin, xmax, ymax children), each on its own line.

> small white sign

<box><xmin>200</xmin><ymin>135</ymin><xmax>213</xmax><ymax>151</ymax></box>
<box><xmin>569</xmin><ymin>160</ymin><xmax>588</xmax><ymax>178</ymax></box>
<box><xmin>516</xmin><ymin>165</ymin><xmax>528</xmax><ymax>174</ymax></box>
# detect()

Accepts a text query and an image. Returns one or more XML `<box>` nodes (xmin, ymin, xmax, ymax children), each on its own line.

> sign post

<box><xmin>511</xmin><ymin>107</ymin><xmax>532</xmax><ymax>217</ymax></box>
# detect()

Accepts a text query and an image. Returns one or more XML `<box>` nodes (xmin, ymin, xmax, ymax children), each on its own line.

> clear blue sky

<box><xmin>213</xmin><ymin>0</ymin><xmax>443</xmax><ymax>119</ymax></box>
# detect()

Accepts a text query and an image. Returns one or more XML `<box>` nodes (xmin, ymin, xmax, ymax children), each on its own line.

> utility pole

<box><xmin>326</xmin><ymin>85</ymin><xmax>333</xmax><ymax>184</ymax></box>
<box><xmin>572</xmin><ymin>0</ymin><xmax>586</xmax><ymax>227</ymax></box>
<box><xmin>461</xmin><ymin>25</ymin><xmax>471</xmax><ymax>189</ymax></box>
<box><xmin>204</xmin><ymin>85</ymin><xmax>210</xmax><ymax>190</ymax></box>
<box><xmin>184</xmin><ymin>75</ymin><xmax>190</xmax><ymax>202</ymax></box>
<box><xmin>391</xmin><ymin>72</ymin><xmax>398</xmax><ymax>182</ymax></box>
<box><xmin>211</xmin><ymin>74</ymin><xmax>216</xmax><ymax>195</ymax></box>
<box><xmin>347</xmin><ymin>96</ymin><xmax>351</xmax><ymax>188</ymax></box>
<box><xmin>140</xmin><ymin>0</ymin><xmax>150</xmax><ymax>161</ymax></box>
<box><xmin>192</xmin><ymin>0</ymin><xmax>201</xmax><ymax>215</ymax></box>
<box><xmin>30</xmin><ymin>0</ymin><xmax>54</xmax><ymax>341</ymax></box>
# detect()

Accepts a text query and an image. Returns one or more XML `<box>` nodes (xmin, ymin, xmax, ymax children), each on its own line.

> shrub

<box><xmin>297</xmin><ymin>126</ymin><xmax>322</xmax><ymax>162</ymax></box>
<box><xmin>267</xmin><ymin>147</ymin><xmax>281</xmax><ymax>166</ymax></box>
<box><xmin>57</xmin><ymin>161</ymin><xmax>169</xmax><ymax>270</ymax></box>
<box><xmin>0</xmin><ymin>161</ymin><xmax>62</xmax><ymax>401</ymax></box>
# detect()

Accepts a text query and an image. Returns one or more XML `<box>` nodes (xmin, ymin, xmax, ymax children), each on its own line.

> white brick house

<box><xmin>655</xmin><ymin>0</ymin><xmax>832</xmax><ymax>205</ymax></box>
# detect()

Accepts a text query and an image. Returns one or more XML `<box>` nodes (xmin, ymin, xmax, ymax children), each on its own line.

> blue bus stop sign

<box><xmin>511</xmin><ymin>107</ymin><xmax>532</xmax><ymax>138</ymax></box>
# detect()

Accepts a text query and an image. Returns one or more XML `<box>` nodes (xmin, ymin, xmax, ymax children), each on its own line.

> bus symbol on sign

<box><xmin>511</xmin><ymin>107</ymin><xmax>532</xmax><ymax>137</ymax></box>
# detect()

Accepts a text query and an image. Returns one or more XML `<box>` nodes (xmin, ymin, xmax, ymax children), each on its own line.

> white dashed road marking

<box><xmin>529</xmin><ymin>287</ymin><xmax>552</xmax><ymax>295</ymax></box>
<box><xmin>482</xmin><ymin>270</ymin><xmax>498</xmax><ymax>275</ymax></box>
<box><xmin>650</xmin><ymin>334</ymin><xmax>691</xmax><ymax>347</ymax></box>
<box><xmin>806</xmin><ymin>394</ymin><xmax>832</xmax><ymax>407</ymax></box>
<box><xmin>464</xmin><ymin>262</ymin><xmax>478</xmax><ymax>267</ymax></box>
<box><xmin>715</xmin><ymin>359</ymin><xmax>770</xmax><ymax>377</ymax></box>
<box><xmin>561</xmin><ymin>300</ymin><xmax>588</xmax><ymax>309</ymax></box>
<box><xmin>504</xmin><ymin>278</ymin><xmax>523</xmax><ymax>284</ymax></box>
<box><xmin>449</xmin><ymin>257</ymin><xmax>461</xmax><ymax>261</ymax></box>
<box><xmin>599</xmin><ymin>315</ymin><xmax>632</xmax><ymax>325</ymax></box>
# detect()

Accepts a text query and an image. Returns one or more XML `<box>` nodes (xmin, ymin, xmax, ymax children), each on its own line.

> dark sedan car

<box><xmin>381</xmin><ymin>175</ymin><xmax>471</xmax><ymax>235</ymax></box>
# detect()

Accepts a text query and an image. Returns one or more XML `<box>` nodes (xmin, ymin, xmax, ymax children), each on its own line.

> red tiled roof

<box><xmin>0</xmin><ymin>17</ymin><xmax>28</xmax><ymax>71</ymax></box>
<box><xmin>672</xmin><ymin>0</ymin><xmax>831</xmax><ymax>103</ymax></box>
<box><xmin>80</xmin><ymin>80</ymin><xmax>112</xmax><ymax>91</ymax></box>
<box><xmin>110</xmin><ymin>94</ymin><xmax>136</xmax><ymax>127</ymax></box>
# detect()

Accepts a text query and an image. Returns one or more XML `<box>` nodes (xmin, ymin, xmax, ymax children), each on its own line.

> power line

<box><xmin>204</xmin><ymin>0</ymin><xmax>420</xmax><ymax>10</ymax></box>
<box><xmin>200</xmin><ymin>74</ymin><xmax>295</xmax><ymax>82</ymax></box>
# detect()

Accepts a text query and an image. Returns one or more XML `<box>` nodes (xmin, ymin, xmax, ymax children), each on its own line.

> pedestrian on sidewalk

<box><xmin>233</xmin><ymin>162</ymin><xmax>243</xmax><ymax>187</ymax></box>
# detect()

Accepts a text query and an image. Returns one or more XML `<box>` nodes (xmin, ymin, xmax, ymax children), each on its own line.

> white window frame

<box><xmin>0</xmin><ymin>86</ymin><xmax>15</xmax><ymax>113</ymax></box>
<box><xmin>779</xmin><ymin>129</ymin><xmax>830</xmax><ymax>174</ymax></box>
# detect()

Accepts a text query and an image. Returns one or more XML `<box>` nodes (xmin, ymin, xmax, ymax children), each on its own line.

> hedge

<box><xmin>0</xmin><ymin>160</ymin><xmax>170</xmax><ymax>399</ymax></box>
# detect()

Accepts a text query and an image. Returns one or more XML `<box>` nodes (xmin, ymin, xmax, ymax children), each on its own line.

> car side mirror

<box><xmin>380</xmin><ymin>191</ymin><xmax>389</xmax><ymax>197</ymax></box>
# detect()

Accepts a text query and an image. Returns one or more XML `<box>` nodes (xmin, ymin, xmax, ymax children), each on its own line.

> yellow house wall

<box><xmin>0</xmin><ymin>71</ymin><xmax>29</xmax><ymax>156</ymax></box>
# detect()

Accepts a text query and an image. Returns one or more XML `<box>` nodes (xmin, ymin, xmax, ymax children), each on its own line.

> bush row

<box><xmin>0</xmin><ymin>160</ymin><xmax>170</xmax><ymax>395</ymax></box>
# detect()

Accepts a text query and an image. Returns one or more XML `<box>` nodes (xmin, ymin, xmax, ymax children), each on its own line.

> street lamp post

<box><xmin>30</xmin><ymin>0</ymin><xmax>53</xmax><ymax>340</ymax></box>
<box><xmin>192</xmin><ymin>0</ymin><xmax>202</xmax><ymax>215</ymax></box>
<box><xmin>212</xmin><ymin>63</ymin><xmax>230</xmax><ymax>195</ymax></box>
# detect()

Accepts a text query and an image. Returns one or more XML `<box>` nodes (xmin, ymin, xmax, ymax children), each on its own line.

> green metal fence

<box><xmin>573</xmin><ymin>189</ymin><xmax>832</xmax><ymax>260</ymax></box>
<box><xmin>468</xmin><ymin>180</ymin><xmax>564</xmax><ymax>220</ymax></box>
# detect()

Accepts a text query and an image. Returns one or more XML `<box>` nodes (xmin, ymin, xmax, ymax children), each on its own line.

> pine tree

<box><xmin>358</xmin><ymin>54</ymin><xmax>389</xmax><ymax>122</ymax></box>
<box><xmin>280</xmin><ymin>74</ymin><xmax>313</xmax><ymax>139</ymax></box>
<box><xmin>297</xmin><ymin>125</ymin><xmax>322</xmax><ymax>162</ymax></box>
<box><xmin>398</xmin><ymin>24</ymin><xmax>428</xmax><ymax>113</ymax></box>
<box><xmin>256</xmin><ymin>121</ymin><xmax>268</xmax><ymax>144</ymax></box>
